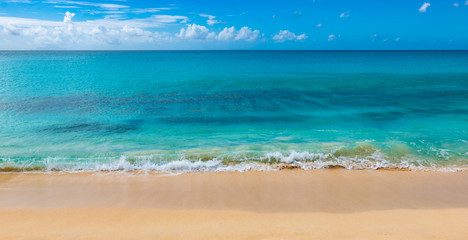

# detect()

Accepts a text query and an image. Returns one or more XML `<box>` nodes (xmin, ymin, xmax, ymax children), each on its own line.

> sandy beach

<box><xmin>1</xmin><ymin>170</ymin><xmax>467</xmax><ymax>239</ymax></box>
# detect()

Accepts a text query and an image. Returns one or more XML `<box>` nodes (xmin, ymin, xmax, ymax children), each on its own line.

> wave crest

<box><xmin>1</xmin><ymin>146</ymin><xmax>466</xmax><ymax>172</ymax></box>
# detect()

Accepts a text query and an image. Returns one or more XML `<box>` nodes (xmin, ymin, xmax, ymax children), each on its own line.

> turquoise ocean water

<box><xmin>0</xmin><ymin>51</ymin><xmax>467</xmax><ymax>172</ymax></box>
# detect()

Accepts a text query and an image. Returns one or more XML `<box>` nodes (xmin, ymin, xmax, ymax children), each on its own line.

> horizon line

<box><xmin>1</xmin><ymin>49</ymin><xmax>468</xmax><ymax>52</ymax></box>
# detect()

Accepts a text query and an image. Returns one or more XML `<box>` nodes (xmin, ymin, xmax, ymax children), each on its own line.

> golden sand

<box><xmin>0</xmin><ymin>170</ymin><xmax>467</xmax><ymax>239</ymax></box>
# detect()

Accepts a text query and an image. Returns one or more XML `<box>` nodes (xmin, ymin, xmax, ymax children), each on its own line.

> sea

<box><xmin>0</xmin><ymin>51</ymin><xmax>467</xmax><ymax>172</ymax></box>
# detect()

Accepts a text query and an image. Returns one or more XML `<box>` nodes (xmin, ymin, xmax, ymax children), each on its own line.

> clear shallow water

<box><xmin>0</xmin><ymin>51</ymin><xmax>467</xmax><ymax>172</ymax></box>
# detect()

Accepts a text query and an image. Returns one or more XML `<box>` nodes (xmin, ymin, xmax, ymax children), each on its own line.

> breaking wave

<box><xmin>1</xmin><ymin>144</ymin><xmax>466</xmax><ymax>173</ymax></box>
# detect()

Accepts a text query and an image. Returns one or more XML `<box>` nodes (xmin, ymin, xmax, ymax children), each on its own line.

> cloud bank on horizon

<box><xmin>0</xmin><ymin>0</ymin><xmax>467</xmax><ymax>50</ymax></box>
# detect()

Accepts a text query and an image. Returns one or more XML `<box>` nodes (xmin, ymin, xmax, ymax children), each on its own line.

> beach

<box><xmin>1</xmin><ymin>51</ymin><xmax>468</xmax><ymax>239</ymax></box>
<box><xmin>1</xmin><ymin>169</ymin><xmax>467</xmax><ymax>239</ymax></box>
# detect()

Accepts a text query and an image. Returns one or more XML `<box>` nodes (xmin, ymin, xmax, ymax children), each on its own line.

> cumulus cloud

<box><xmin>340</xmin><ymin>11</ymin><xmax>350</xmax><ymax>18</ymax></box>
<box><xmin>217</xmin><ymin>26</ymin><xmax>260</xmax><ymax>41</ymax></box>
<box><xmin>177</xmin><ymin>24</ymin><xmax>216</xmax><ymax>40</ymax></box>
<box><xmin>23</xmin><ymin>23</ymin><xmax>171</xmax><ymax>46</ymax></box>
<box><xmin>63</xmin><ymin>11</ymin><xmax>75</xmax><ymax>23</ymax></box>
<box><xmin>328</xmin><ymin>34</ymin><xmax>336</xmax><ymax>41</ymax></box>
<box><xmin>0</xmin><ymin>12</ymin><xmax>264</xmax><ymax>49</ymax></box>
<box><xmin>236</xmin><ymin>27</ymin><xmax>260</xmax><ymax>41</ymax></box>
<box><xmin>315</xmin><ymin>23</ymin><xmax>322</xmax><ymax>28</ymax></box>
<box><xmin>0</xmin><ymin>12</ymin><xmax>184</xmax><ymax>48</ymax></box>
<box><xmin>419</xmin><ymin>2</ymin><xmax>431</xmax><ymax>12</ymax></box>
<box><xmin>453</xmin><ymin>2</ymin><xmax>459</xmax><ymax>7</ymax></box>
<box><xmin>217</xmin><ymin>26</ymin><xmax>236</xmax><ymax>40</ymax></box>
<box><xmin>177</xmin><ymin>25</ymin><xmax>261</xmax><ymax>42</ymax></box>
<box><xmin>272</xmin><ymin>30</ymin><xmax>307</xmax><ymax>42</ymax></box>
<box><xmin>199</xmin><ymin>14</ymin><xmax>221</xmax><ymax>26</ymax></box>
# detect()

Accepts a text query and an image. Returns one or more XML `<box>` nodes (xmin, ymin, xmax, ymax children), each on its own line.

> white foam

<box><xmin>88</xmin><ymin>156</ymin><xmax>263</xmax><ymax>172</ymax></box>
<box><xmin>261</xmin><ymin>150</ymin><xmax>419</xmax><ymax>170</ymax></box>
<box><xmin>1</xmin><ymin>150</ymin><xmax>466</xmax><ymax>173</ymax></box>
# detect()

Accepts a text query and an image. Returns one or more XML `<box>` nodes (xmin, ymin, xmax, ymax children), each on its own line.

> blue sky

<box><xmin>0</xmin><ymin>0</ymin><xmax>467</xmax><ymax>50</ymax></box>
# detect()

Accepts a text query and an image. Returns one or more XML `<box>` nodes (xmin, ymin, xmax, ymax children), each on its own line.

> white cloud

<box><xmin>199</xmin><ymin>14</ymin><xmax>221</xmax><ymax>26</ymax></box>
<box><xmin>296</xmin><ymin>34</ymin><xmax>307</xmax><ymax>41</ymax></box>
<box><xmin>315</xmin><ymin>23</ymin><xmax>322</xmax><ymax>28</ymax></box>
<box><xmin>0</xmin><ymin>12</ymin><xmax>187</xmax><ymax>48</ymax></box>
<box><xmin>217</xmin><ymin>26</ymin><xmax>236</xmax><ymax>40</ymax></box>
<box><xmin>132</xmin><ymin>8</ymin><xmax>171</xmax><ymax>14</ymax></box>
<box><xmin>0</xmin><ymin>16</ymin><xmax>63</xmax><ymax>28</ymax></box>
<box><xmin>328</xmin><ymin>34</ymin><xmax>336</xmax><ymax>41</ymax></box>
<box><xmin>149</xmin><ymin>15</ymin><xmax>188</xmax><ymax>24</ymax></box>
<box><xmin>419</xmin><ymin>2</ymin><xmax>431</xmax><ymax>12</ymax></box>
<box><xmin>207</xmin><ymin>19</ymin><xmax>220</xmax><ymax>26</ymax></box>
<box><xmin>293</xmin><ymin>11</ymin><xmax>302</xmax><ymax>16</ymax></box>
<box><xmin>45</xmin><ymin>0</ymin><xmax>129</xmax><ymax>10</ymax></box>
<box><xmin>54</xmin><ymin>5</ymin><xmax>81</xmax><ymax>8</ymax></box>
<box><xmin>370</xmin><ymin>34</ymin><xmax>400</xmax><ymax>42</ymax></box>
<box><xmin>3</xmin><ymin>0</ymin><xmax>31</xmax><ymax>2</ymax></box>
<box><xmin>340</xmin><ymin>11</ymin><xmax>350</xmax><ymax>18</ymax></box>
<box><xmin>63</xmin><ymin>11</ymin><xmax>75</xmax><ymax>23</ymax></box>
<box><xmin>199</xmin><ymin>14</ymin><xmax>215</xmax><ymax>19</ymax></box>
<box><xmin>177</xmin><ymin>24</ymin><xmax>216</xmax><ymax>40</ymax></box>
<box><xmin>465</xmin><ymin>0</ymin><xmax>468</xmax><ymax>5</ymax></box>
<box><xmin>0</xmin><ymin>14</ymin><xmax>187</xmax><ymax>29</ymax></box>
<box><xmin>233</xmin><ymin>27</ymin><xmax>260</xmax><ymax>41</ymax></box>
<box><xmin>3</xmin><ymin>24</ymin><xmax>21</xmax><ymax>35</ymax></box>
<box><xmin>272</xmin><ymin>30</ymin><xmax>307</xmax><ymax>42</ymax></box>
<box><xmin>19</xmin><ymin>23</ymin><xmax>171</xmax><ymax>47</ymax></box>
<box><xmin>23</xmin><ymin>26</ymin><xmax>48</xmax><ymax>36</ymax></box>
<box><xmin>177</xmin><ymin>25</ymin><xmax>260</xmax><ymax>42</ymax></box>
<box><xmin>453</xmin><ymin>3</ymin><xmax>459</xmax><ymax>7</ymax></box>
<box><xmin>0</xmin><ymin>12</ymin><xmax>264</xmax><ymax>49</ymax></box>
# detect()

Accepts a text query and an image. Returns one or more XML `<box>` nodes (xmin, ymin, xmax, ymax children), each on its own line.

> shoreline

<box><xmin>1</xmin><ymin>169</ymin><xmax>467</xmax><ymax>239</ymax></box>
<box><xmin>1</xmin><ymin>161</ymin><xmax>466</xmax><ymax>173</ymax></box>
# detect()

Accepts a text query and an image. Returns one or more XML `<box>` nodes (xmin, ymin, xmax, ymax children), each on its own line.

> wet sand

<box><xmin>1</xmin><ymin>170</ymin><xmax>467</xmax><ymax>239</ymax></box>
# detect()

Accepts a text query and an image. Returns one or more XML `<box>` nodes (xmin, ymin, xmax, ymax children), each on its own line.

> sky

<box><xmin>0</xmin><ymin>0</ymin><xmax>467</xmax><ymax>50</ymax></box>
